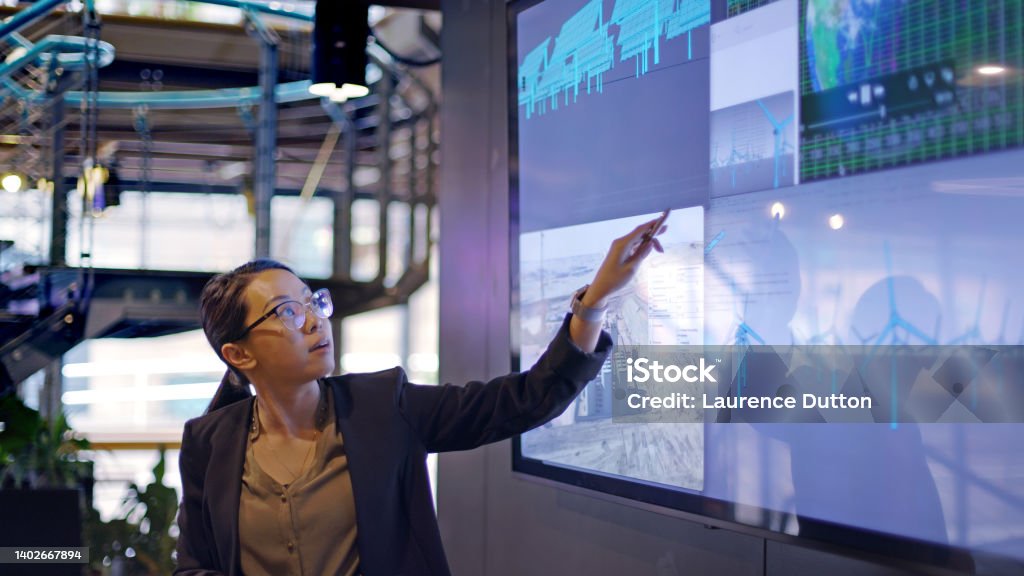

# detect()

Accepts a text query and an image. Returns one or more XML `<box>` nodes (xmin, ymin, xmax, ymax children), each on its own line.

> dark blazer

<box><xmin>174</xmin><ymin>313</ymin><xmax>612</xmax><ymax>575</ymax></box>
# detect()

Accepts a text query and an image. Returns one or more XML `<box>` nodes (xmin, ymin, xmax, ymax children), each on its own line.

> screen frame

<box><xmin>505</xmin><ymin>0</ymin><xmax>1011</xmax><ymax>573</ymax></box>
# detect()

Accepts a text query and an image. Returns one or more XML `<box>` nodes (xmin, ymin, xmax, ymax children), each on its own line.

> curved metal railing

<box><xmin>0</xmin><ymin>0</ymin><xmax>440</xmax><ymax>392</ymax></box>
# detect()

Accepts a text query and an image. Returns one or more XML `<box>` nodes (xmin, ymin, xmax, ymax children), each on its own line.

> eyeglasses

<box><xmin>237</xmin><ymin>288</ymin><xmax>333</xmax><ymax>340</ymax></box>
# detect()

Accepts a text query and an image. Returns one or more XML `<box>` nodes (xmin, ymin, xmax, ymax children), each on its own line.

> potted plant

<box><xmin>83</xmin><ymin>448</ymin><xmax>179</xmax><ymax>576</ymax></box>
<box><xmin>0</xmin><ymin>392</ymin><xmax>93</xmax><ymax>575</ymax></box>
<box><xmin>1</xmin><ymin>394</ymin><xmax>180</xmax><ymax>575</ymax></box>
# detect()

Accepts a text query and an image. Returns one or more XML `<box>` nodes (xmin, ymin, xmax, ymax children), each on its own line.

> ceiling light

<box><xmin>977</xmin><ymin>65</ymin><xmax>1006</xmax><ymax>76</ymax></box>
<box><xmin>330</xmin><ymin>83</ymin><xmax>370</xmax><ymax>102</ymax></box>
<box><xmin>1</xmin><ymin>172</ymin><xmax>23</xmax><ymax>193</ymax></box>
<box><xmin>310</xmin><ymin>1</ymin><xmax>370</xmax><ymax>98</ymax></box>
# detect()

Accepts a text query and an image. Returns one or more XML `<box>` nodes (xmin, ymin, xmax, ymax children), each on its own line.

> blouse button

<box><xmin>287</xmin><ymin>541</ymin><xmax>295</xmax><ymax>552</ymax></box>
<box><xmin>281</xmin><ymin>495</ymin><xmax>287</xmax><ymax>503</ymax></box>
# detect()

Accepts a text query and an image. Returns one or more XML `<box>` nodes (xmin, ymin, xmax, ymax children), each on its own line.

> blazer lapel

<box><xmin>329</xmin><ymin>377</ymin><xmax>377</xmax><ymax>568</ymax></box>
<box><xmin>204</xmin><ymin>397</ymin><xmax>252</xmax><ymax>576</ymax></box>
<box><xmin>199</xmin><ymin>382</ymin><xmax>367</xmax><ymax>575</ymax></box>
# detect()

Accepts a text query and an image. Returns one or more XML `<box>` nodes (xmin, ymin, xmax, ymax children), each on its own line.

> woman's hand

<box><xmin>582</xmin><ymin>218</ymin><xmax>666</xmax><ymax>308</ymax></box>
<box><xmin>568</xmin><ymin>217</ymin><xmax>666</xmax><ymax>353</ymax></box>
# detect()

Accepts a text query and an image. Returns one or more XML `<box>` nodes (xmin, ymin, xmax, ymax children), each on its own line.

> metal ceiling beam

<box><xmin>245</xmin><ymin>9</ymin><xmax>279</xmax><ymax>259</ymax></box>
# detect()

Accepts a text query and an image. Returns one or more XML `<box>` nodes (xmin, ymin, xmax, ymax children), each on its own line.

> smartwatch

<box><xmin>570</xmin><ymin>284</ymin><xmax>607</xmax><ymax>322</ymax></box>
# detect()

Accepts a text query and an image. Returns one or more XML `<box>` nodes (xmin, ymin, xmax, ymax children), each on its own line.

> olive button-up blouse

<box><xmin>238</xmin><ymin>382</ymin><xmax>360</xmax><ymax>576</ymax></box>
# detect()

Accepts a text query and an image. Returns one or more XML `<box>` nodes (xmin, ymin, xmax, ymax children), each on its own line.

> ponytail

<box><xmin>205</xmin><ymin>369</ymin><xmax>254</xmax><ymax>414</ymax></box>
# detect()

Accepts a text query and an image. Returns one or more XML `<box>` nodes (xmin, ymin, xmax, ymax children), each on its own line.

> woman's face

<box><xmin>230</xmin><ymin>268</ymin><xmax>335</xmax><ymax>385</ymax></box>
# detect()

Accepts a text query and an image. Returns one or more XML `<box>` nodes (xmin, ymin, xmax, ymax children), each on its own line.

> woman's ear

<box><xmin>221</xmin><ymin>342</ymin><xmax>257</xmax><ymax>371</ymax></box>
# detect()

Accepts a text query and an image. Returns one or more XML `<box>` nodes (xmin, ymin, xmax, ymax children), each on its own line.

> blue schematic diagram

<box><xmin>518</xmin><ymin>39</ymin><xmax>552</xmax><ymax>120</ymax></box>
<box><xmin>518</xmin><ymin>0</ymin><xmax>710</xmax><ymax>120</ymax></box>
<box><xmin>611</xmin><ymin>0</ymin><xmax>711</xmax><ymax>75</ymax></box>
<box><xmin>527</xmin><ymin>0</ymin><xmax>612</xmax><ymax>118</ymax></box>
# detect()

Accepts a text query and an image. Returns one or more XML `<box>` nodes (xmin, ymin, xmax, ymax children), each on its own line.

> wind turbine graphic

<box><xmin>756</xmin><ymin>98</ymin><xmax>794</xmax><ymax>189</ymax></box>
<box><xmin>852</xmin><ymin>242</ymin><xmax>938</xmax><ymax>429</ymax></box>
<box><xmin>865</xmin><ymin>242</ymin><xmax>939</xmax><ymax>347</ymax></box>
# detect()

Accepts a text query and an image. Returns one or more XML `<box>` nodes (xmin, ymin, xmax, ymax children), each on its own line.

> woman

<box><xmin>174</xmin><ymin>219</ymin><xmax>665</xmax><ymax>576</ymax></box>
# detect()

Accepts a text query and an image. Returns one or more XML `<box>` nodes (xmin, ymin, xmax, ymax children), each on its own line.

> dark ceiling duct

<box><xmin>310</xmin><ymin>0</ymin><xmax>371</xmax><ymax>101</ymax></box>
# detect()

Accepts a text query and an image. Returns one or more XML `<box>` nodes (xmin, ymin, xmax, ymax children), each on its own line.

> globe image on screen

<box><xmin>805</xmin><ymin>0</ymin><xmax>899</xmax><ymax>92</ymax></box>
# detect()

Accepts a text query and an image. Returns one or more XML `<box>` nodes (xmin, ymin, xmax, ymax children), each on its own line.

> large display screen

<box><xmin>510</xmin><ymin>0</ymin><xmax>1024</xmax><ymax>572</ymax></box>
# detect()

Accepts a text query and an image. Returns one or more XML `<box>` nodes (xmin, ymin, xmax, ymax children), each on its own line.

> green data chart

<box><xmin>799</xmin><ymin>0</ymin><xmax>1024</xmax><ymax>181</ymax></box>
<box><xmin>727</xmin><ymin>0</ymin><xmax>782</xmax><ymax>18</ymax></box>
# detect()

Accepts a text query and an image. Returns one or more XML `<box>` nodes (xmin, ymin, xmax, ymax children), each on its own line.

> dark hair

<box><xmin>200</xmin><ymin>259</ymin><xmax>295</xmax><ymax>414</ymax></box>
